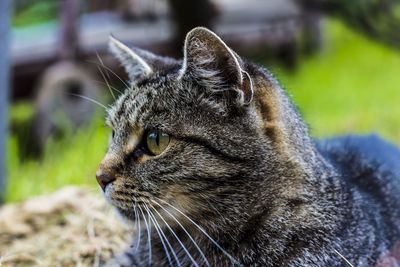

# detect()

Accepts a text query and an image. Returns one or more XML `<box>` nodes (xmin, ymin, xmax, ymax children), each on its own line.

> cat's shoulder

<box><xmin>317</xmin><ymin>134</ymin><xmax>400</xmax><ymax>168</ymax></box>
<box><xmin>316</xmin><ymin>134</ymin><xmax>400</xmax><ymax>193</ymax></box>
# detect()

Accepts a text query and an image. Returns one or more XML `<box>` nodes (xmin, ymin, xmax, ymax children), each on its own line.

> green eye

<box><xmin>146</xmin><ymin>130</ymin><xmax>170</xmax><ymax>155</ymax></box>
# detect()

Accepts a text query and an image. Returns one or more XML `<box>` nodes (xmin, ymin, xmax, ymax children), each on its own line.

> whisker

<box><xmin>137</xmin><ymin>204</ymin><xmax>152</xmax><ymax>266</ymax></box>
<box><xmin>95</xmin><ymin>52</ymin><xmax>117</xmax><ymax>101</ymax></box>
<box><xmin>87</xmin><ymin>59</ymin><xmax>130</xmax><ymax>89</ymax></box>
<box><xmin>142</xmin><ymin>203</ymin><xmax>182</xmax><ymax>267</ymax></box>
<box><xmin>146</xmin><ymin>202</ymin><xmax>199</xmax><ymax>267</ymax></box>
<box><xmin>151</xmin><ymin>200</ymin><xmax>211</xmax><ymax>267</ymax></box>
<box><xmin>155</xmin><ymin>197</ymin><xmax>241</xmax><ymax>266</ymax></box>
<box><xmin>96</xmin><ymin>52</ymin><xmax>111</xmax><ymax>80</ymax></box>
<box><xmin>334</xmin><ymin>249</ymin><xmax>354</xmax><ymax>267</ymax></box>
<box><xmin>133</xmin><ymin>205</ymin><xmax>139</xmax><ymax>253</ymax></box>
<box><xmin>142</xmin><ymin>205</ymin><xmax>174</xmax><ymax>267</ymax></box>
<box><xmin>97</xmin><ymin>65</ymin><xmax>116</xmax><ymax>101</ymax></box>
<box><xmin>68</xmin><ymin>93</ymin><xmax>107</xmax><ymax>109</ymax></box>
<box><xmin>146</xmin><ymin>210</ymin><xmax>173</xmax><ymax>266</ymax></box>
<box><xmin>134</xmin><ymin>203</ymin><xmax>142</xmax><ymax>253</ymax></box>
<box><xmin>93</xmin><ymin>80</ymin><xmax>122</xmax><ymax>94</ymax></box>
<box><xmin>148</xmin><ymin>212</ymin><xmax>153</xmax><ymax>265</ymax></box>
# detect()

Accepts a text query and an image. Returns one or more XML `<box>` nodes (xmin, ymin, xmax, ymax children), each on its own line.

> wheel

<box><xmin>34</xmin><ymin>61</ymin><xmax>101</xmax><ymax>154</ymax></box>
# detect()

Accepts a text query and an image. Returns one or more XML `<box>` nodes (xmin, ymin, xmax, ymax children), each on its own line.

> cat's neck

<box><xmin>136</xmin><ymin>156</ymin><xmax>344</xmax><ymax>266</ymax></box>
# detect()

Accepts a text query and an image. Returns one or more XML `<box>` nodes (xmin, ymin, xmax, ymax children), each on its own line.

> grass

<box><xmin>13</xmin><ymin>1</ymin><xmax>58</xmax><ymax>28</ymax></box>
<box><xmin>271</xmin><ymin>20</ymin><xmax>400</xmax><ymax>142</ymax></box>
<box><xmin>6</xmin><ymin>19</ymin><xmax>400</xmax><ymax>202</ymax></box>
<box><xmin>7</xmin><ymin>113</ymin><xmax>109</xmax><ymax>202</ymax></box>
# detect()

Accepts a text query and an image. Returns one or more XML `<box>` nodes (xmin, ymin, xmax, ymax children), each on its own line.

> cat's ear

<box><xmin>108</xmin><ymin>35</ymin><xmax>153</xmax><ymax>83</ymax></box>
<box><xmin>179</xmin><ymin>27</ymin><xmax>253</xmax><ymax>105</ymax></box>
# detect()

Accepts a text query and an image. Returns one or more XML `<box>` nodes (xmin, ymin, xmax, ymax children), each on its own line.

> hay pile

<box><xmin>0</xmin><ymin>187</ymin><xmax>133</xmax><ymax>266</ymax></box>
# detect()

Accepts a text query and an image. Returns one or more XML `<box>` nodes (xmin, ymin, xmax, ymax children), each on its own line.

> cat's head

<box><xmin>96</xmin><ymin>28</ymin><xmax>313</xmax><ymax>231</ymax></box>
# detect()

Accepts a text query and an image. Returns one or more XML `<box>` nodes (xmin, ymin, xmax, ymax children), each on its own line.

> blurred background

<box><xmin>1</xmin><ymin>0</ymin><xmax>400</xmax><ymax>203</ymax></box>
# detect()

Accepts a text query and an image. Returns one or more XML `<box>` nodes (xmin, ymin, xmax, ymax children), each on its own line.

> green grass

<box><xmin>7</xmin><ymin>112</ymin><xmax>109</xmax><ymax>202</ymax></box>
<box><xmin>13</xmin><ymin>1</ymin><xmax>58</xmax><ymax>28</ymax></box>
<box><xmin>6</xmin><ymin>19</ymin><xmax>400</xmax><ymax>202</ymax></box>
<box><xmin>271</xmin><ymin>20</ymin><xmax>400</xmax><ymax>142</ymax></box>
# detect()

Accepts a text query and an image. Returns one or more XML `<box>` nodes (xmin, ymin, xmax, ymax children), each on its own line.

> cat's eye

<box><xmin>146</xmin><ymin>130</ymin><xmax>170</xmax><ymax>155</ymax></box>
<box><xmin>112</xmin><ymin>130</ymin><xmax>115</xmax><ymax>138</ymax></box>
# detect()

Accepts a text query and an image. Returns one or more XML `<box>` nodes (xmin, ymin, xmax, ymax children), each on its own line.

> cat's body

<box><xmin>97</xmin><ymin>29</ymin><xmax>400</xmax><ymax>267</ymax></box>
<box><xmin>317</xmin><ymin>135</ymin><xmax>400</xmax><ymax>266</ymax></box>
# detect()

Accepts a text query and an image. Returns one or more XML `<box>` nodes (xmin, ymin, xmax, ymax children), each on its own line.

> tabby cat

<box><xmin>96</xmin><ymin>27</ymin><xmax>400</xmax><ymax>266</ymax></box>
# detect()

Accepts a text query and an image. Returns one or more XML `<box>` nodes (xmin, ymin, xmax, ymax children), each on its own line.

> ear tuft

<box><xmin>179</xmin><ymin>27</ymin><xmax>253</xmax><ymax>106</ymax></box>
<box><xmin>241</xmin><ymin>70</ymin><xmax>254</xmax><ymax>105</ymax></box>
<box><xmin>108</xmin><ymin>35</ymin><xmax>152</xmax><ymax>84</ymax></box>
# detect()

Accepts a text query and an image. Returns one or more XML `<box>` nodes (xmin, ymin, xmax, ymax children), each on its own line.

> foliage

<box><xmin>300</xmin><ymin>0</ymin><xmax>400</xmax><ymax>48</ymax></box>
<box><xmin>13</xmin><ymin>1</ymin><xmax>58</xmax><ymax>28</ymax></box>
<box><xmin>6</xmin><ymin>20</ymin><xmax>400</xmax><ymax>202</ymax></box>
<box><xmin>271</xmin><ymin>19</ymin><xmax>400</xmax><ymax>141</ymax></box>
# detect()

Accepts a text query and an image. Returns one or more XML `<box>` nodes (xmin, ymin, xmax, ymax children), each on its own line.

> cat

<box><xmin>96</xmin><ymin>27</ymin><xmax>400</xmax><ymax>266</ymax></box>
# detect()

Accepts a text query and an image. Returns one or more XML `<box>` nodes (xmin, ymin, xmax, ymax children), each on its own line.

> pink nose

<box><xmin>96</xmin><ymin>170</ymin><xmax>116</xmax><ymax>191</ymax></box>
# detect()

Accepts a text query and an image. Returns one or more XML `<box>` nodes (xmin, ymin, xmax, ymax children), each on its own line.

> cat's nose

<box><xmin>96</xmin><ymin>169</ymin><xmax>116</xmax><ymax>191</ymax></box>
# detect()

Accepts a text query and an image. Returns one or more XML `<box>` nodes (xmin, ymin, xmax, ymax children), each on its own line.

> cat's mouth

<box><xmin>103</xmin><ymin>183</ymin><xmax>161</xmax><ymax>220</ymax></box>
<box><xmin>103</xmin><ymin>181</ymin><xmax>115</xmax><ymax>196</ymax></box>
<box><xmin>103</xmin><ymin>185</ymin><xmax>183</xmax><ymax>228</ymax></box>
<box><xmin>103</xmin><ymin>182</ymin><xmax>125</xmax><ymax>209</ymax></box>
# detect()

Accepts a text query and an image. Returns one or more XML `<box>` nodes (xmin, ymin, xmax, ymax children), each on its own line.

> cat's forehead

<box><xmin>106</xmin><ymin>86</ymin><xmax>157</xmax><ymax>128</ymax></box>
<box><xmin>106</xmin><ymin>75</ymin><xmax>184</xmax><ymax>129</ymax></box>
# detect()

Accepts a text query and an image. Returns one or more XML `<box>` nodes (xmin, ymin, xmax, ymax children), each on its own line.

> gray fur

<box><xmin>99</xmin><ymin>28</ymin><xmax>400</xmax><ymax>267</ymax></box>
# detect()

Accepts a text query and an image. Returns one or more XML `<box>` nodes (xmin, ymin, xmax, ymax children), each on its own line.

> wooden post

<box><xmin>59</xmin><ymin>0</ymin><xmax>80</xmax><ymax>60</ymax></box>
<box><xmin>0</xmin><ymin>0</ymin><xmax>12</xmax><ymax>203</ymax></box>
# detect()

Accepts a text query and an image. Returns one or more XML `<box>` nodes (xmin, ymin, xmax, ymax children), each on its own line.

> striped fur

<box><xmin>99</xmin><ymin>28</ymin><xmax>400</xmax><ymax>266</ymax></box>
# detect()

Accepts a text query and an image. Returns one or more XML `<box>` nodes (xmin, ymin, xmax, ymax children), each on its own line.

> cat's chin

<box><xmin>102</xmin><ymin>183</ymin><xmax>138</xmax><ymax>223</ymax></box>
<box><xmin>115</xmin><ymin>208</ymin><xmax>137</xmax><ymax>224</ymax></box>
<box><xmin>102</xmin><ymin>183</ymin><xmax>172</xmax><ymax>226</ymax></box>
<box><xmin>103</xmin><ymin>183</ymin><xmax>125</xmax><ymax>210</ymax></box>
<box><xmin>103</xmin><ymin>182</ymin><xmax>115</xmax><ymax>200</ymax></box>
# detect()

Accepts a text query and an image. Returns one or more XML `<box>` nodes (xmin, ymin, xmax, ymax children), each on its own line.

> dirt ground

<box><xmin>0</xmin><ymin>187</ymin><xmax>134</xmax><ymax>267</ymax></box>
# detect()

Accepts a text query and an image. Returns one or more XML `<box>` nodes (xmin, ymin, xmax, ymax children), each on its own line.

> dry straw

<box><xmin>0</xmin><ymin>187</ymin><xmax>133</xmax><ymax>267</ymax></box>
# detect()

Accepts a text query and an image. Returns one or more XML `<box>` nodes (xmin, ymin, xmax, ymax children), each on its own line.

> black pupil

<box><xmin>155</xmin><ymin>132</ymin><xmax>160</xmax><ymax>146</ymax></box>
